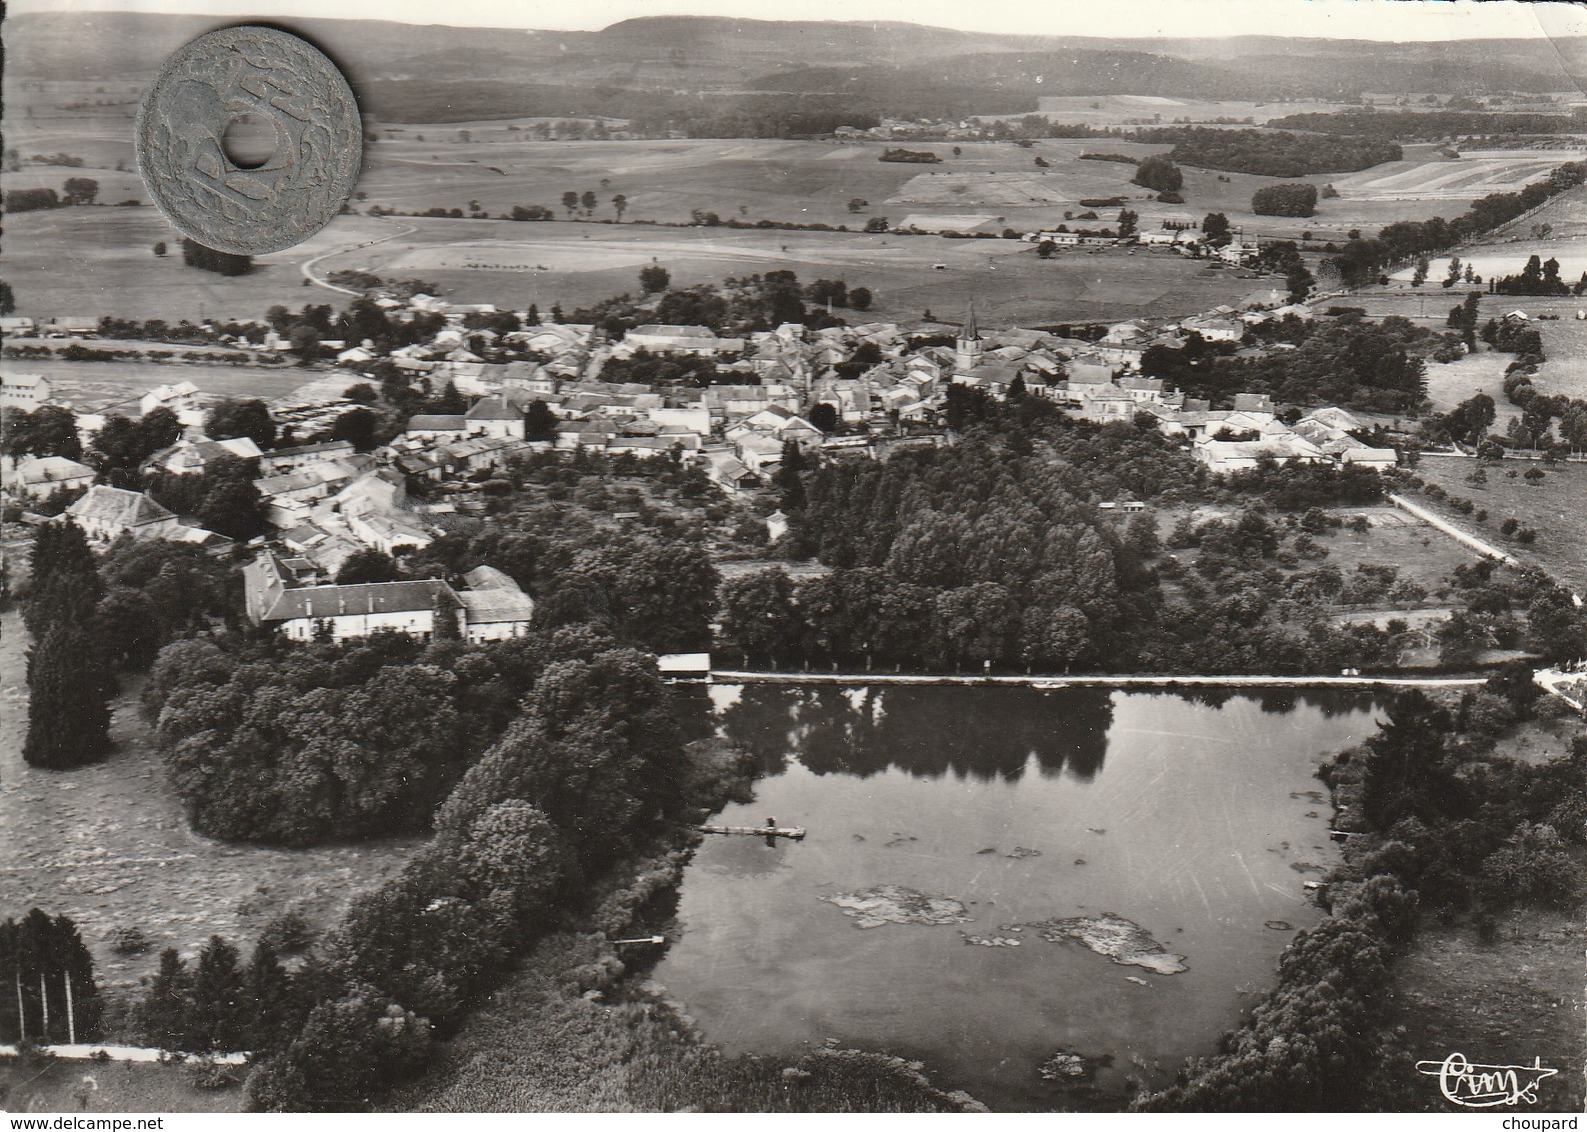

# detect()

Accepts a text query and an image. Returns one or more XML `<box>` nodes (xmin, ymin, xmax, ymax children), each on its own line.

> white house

<box><xmin>139</xmin><ymin>382</ymin><xmax>202</xmax><ymax>418</ymax></box>
<box><xmin>1</xmin><ymin>373</ymin><xmax>52</xmax><ymax>409</ymax></box>
<box><xmin>464</xmin><ymin>396</ymin><xmax>526</xmax><ymax>440</ymax></box>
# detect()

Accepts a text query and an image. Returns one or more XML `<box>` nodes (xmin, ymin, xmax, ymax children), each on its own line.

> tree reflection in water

<box><xmin>715</xmin><ymin>684</ymin><xmax>1381</xmax><ymax>783</ymax></box>
<box><xmin>716</xmin><ymin>685</ymin><xmax>1115</xmax><ymax>782</ymax></box>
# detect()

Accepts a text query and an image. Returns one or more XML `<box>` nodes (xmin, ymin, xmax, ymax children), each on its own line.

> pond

<box><xmin>652</xmin><ymin>684</ymin><xmax>1384</xmax><ymax>1111</ymax></box>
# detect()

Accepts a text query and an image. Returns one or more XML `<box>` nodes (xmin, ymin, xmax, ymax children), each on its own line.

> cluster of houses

<box><xmin>1025</xmin><ymin>225</ymin><xmax>1264</xmax><ymax>264</ymax></box>
<box><xmin>6</xmin><ymin>278</ymin><xmax>1408</xmax><ymax>645</ymax></box>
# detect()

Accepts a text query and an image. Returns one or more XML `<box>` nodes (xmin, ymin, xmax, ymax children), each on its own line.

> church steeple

<box><xmin>955</xmin><ymin>302</ymin><xmax>983</xmax><ymax>376</ymax></box>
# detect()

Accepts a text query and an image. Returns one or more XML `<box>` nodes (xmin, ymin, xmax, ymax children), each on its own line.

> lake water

<box><xmin>652</xmin><ymin>684</ymin><xmax>1384</xmax><ymax>1111</ymax></box>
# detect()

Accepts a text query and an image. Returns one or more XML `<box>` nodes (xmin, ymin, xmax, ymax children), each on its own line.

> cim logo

<box><xmin>1416</xmin><ymin>1052</ymin><xmax>1559</xmax><ymax>1108</ymax></box>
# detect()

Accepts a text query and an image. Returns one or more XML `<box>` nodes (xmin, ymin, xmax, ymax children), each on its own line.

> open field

<box><xmin>2</xmin><ymin>206</ymin><xmax>396</xmax><ymax>322</ymax></box>
<box><xmin>1420</xmin><ymin>350</ymin><xmax>1525</xmax><ymax>428</ymax></box>
<box><xmin>1388</xmin><ymin>239</ymin><xmax>1587</xmax><ymax>285</ymax></box>
<box><xmin>0</xmin><ymin>611</ymin><xmax>420</xmax><ymax>997</ymax></box>
<box><xmin>2</xmin><ymin>358</ymin><xmax>333</xmax><ymax>415</ymax></box>
<box><xmin>1311</xmin><ymin>505</ymin><xmax>1482</xmax><ymax>596</ymax></box>
<box><xmin>1375</xmin><ymin>886</ymin><xmax>1586</xmax><ymax>1112</ymax></box>
<box><xmin>1334</xmin><ymin>286</ymin><xmax>1587</xmax><ymax>411</ymax></box>
<box><xmin>1331</xmin><ymin>150</ymin><xmax>1585</xmax><ymax>202</ymax></box>
<box><xmin>1410</xmin><ymin>458</ymin><xmax>1587</xmax><ymax>596</ymax></box>
<box><xmin>1032</xmin><ymin>95</ymin><xmax>1348</xmax><ymax>126</ymax></box>
<box><xmin>0</xmin><ymin>1054</ymin><xmax>243</xmax><ymax>1114</ymax></box>
<box><xmin>322</xmin><ymin>218</ymin><xmax>1282</xmax><ymax>326</ymax></box>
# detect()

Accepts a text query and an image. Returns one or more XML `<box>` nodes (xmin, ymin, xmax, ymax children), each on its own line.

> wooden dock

<box><xmin>699</xmin><ymin>823</ymin><xmax>806</xmax><ymax>841</ymax></box>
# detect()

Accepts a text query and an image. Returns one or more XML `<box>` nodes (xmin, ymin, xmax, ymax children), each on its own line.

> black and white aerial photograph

<box><xmin>1</xmin><ymin>0</ymin><xmax>1584</xmax><ymax>1117</ymax></box>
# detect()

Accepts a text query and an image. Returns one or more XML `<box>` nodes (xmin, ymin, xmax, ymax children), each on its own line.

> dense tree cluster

<box><xmin>96</xmin><ymin>537</ymin><xmax>241</xmax><ymax>669</ymax></box>
<box><xmin>146</xmin><ymin>632</ymin><xmax>543</xmax><ymax>845</ymax></box>
<box><xmin>0</xmin><ymin>911</ymin><xmax>102</xmax><ymax>1043</ymax></box>
<box><xmin>244</xmin><ymin>640</ymin><xmax>692</xmax><ymax>1110</ymax></box>
<box><xmin>1251</xmin><ymin>183</ymin><xmax>1318</xmax><ymax>217</ymax></box>
<box><xmin>146</xmin><ymin>453</ymin><xmax>271</xmax><ymax>541</ymax></box>
<box><xmin>567</xmin><ymin>269</ymin><xmax>850</xmax><ymax>340</ymax></box>
<box><xmin>728</xmin><ymin>402</ymin><xmax>1407</xmax><ymax>675</ymax></box>
<box><xmin>1142</xmin><ymin>313</ymin><xmax>1439</xmax><ymax>413</ymax></box>
<box><xmin>138</xmin><ymin>936</ymin><xmax>310</xmax><ymax>1054</ymax></box>
<box><xmin>23</xmin><ymin>521</ymin><xmax>114</xmax><ymax>769</ymax></box>
<box><xmin>180</xmin><ymin>238</ymin><xmax>253</xmax><ymax>277</ymax></box>
<box><xmin>1138</xmin><ymin>127</ymin><xmax>1401</xmax><ymax>177</ymax></box>
<box><xmin>1</xmin><ymin>404</ymin><xmax>83</xmax><ymax>461</ymax></box>
<box><xmin>89</xmin><ymin>406</ymin><xmax>183</xmax><ymax>482</ymax></box>
<box><xmin>411</xmin><ymin>500</ymin><xmax>718</xmax><ymax>656</ymax></box>
<box><xmin>1491</xmin><ymin>254</ymin><xmax>1579</xmax><ymax>296</ymax></box>
<box><xmin>1131</xmin><ymin>154</ymin><xmax>1183</xmax><ymax>193</ymax></box>
<box><xmin>1269</xmin><ymin>109</ymin><xmax>1581</xmax><ymax>141</ymax></box>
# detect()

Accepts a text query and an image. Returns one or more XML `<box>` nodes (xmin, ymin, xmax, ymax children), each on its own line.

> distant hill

<box><xmin>5</xmin><ymin>11</ymin><xmax>1584</xmax><ymax>124</ymax></box>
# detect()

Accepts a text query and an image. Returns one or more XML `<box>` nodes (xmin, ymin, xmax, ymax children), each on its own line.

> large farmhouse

<box><xmin>244</xmin><ymin>553</ymin><xmax>534</xmax><ymax>642</ymax></box>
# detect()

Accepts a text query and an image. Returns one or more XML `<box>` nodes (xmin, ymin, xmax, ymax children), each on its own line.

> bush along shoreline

<box><xmin>223</xmin><ymin>654</ymin><xmax>978</xmax><ymax>1113</ymax></box>
<box><xmin>1134</xmin><ymin>675</ymin><xmax>1585</xmax><ymax>1111</ymax></box>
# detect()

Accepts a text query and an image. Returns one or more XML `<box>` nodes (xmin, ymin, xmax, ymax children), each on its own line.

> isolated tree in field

<box><xmin>1132</xmin><ymin>155</ymin><xmax>1182</xmax><ymax>194</ymax></box>
<box><xmin>848</xmin><ymin>286</ymin><xmax>872</xmax><ymax>311</ymax></box>
<box><xmin>580</xmin><ymin>190</ymin><xmax>597</xmax><ymax>217</ymax></box>
<box><xmin>1444</xmin><ymin>256</ymin><xmax>1462</xmax><ymax>289</ymax></box>
<box><xmin>153</xmin><ymin>241</ymin><xmax>167</xmax><ymax>258</ymax></box>
<box><xmin>1411</xmin><ymin>258</ymin><xmax>1428</xmax><ymax>287</ymax></box>
<box><xmin>638</xmin><ymin>265</ymin><xmax>671</xmax><ymax>294</ymax></box>
<box><xmin>62</xmin><ymin>177</ymin><xmax>98</xmax><ymax>206</ymax></box>
<box><xmin>847</xmin><ymin>197</ymin><xmax>868</xmax><ymax>213</ymax></box>
<box><xmin>24</xmin><ymin>622</ymin><xmax>114</xmax><ymax>769</ymax></box>
<box><xmin>458</xmin><ymin>129</ymin><xmax>470</xmax><ymax>144</ymax></box>
<box><xmin>561</xmin><ymin>190</ymin><xmax>579</xmax><ymax>218</ymax></box>
<box><xmin>1117</xmin><ymin>209</ymin><xmax>1139</xmax><ymax>240</ymax></box>
<box><xmin>611</xmin><ymin>193</ymin><xmax>627</xmax><ymax>221</ymax></box>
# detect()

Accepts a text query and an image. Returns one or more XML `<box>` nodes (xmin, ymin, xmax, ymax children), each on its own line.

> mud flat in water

<box><xmin>822</xmin><ymin>885</ymin><xmax>975</xmax><ymax>929</ymax></box>
<box><xmin>1015</xmin><ymin>912</ymin><xmax>1189</xmax><ymax>975</ymax></box>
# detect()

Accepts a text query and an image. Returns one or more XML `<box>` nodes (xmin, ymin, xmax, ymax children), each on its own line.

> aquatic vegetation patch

<box><xmin>821</xmin><ymin>885</ymin><xmax>975</xmax><ymax>929</ymax></box>
<box><xmin>1014</xmin><ymin>912</ymin><xmax>1188</xmax><ymax>974</ymax></box>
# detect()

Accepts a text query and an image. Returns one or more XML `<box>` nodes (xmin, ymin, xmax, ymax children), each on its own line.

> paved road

<box><xmin>300</xmin><ymin>219</ymin><xmax>417</xmax><ymax>295</ymax></box>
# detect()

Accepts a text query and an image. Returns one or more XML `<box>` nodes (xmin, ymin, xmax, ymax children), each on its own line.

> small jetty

<box><xmin>699</xmin><ymin>817</ymin><xmax>806</xmax><ymax>841</ymax></box>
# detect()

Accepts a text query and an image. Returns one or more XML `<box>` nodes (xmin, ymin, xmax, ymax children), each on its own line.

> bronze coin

<box><xmin>136</xmin><ymin>25</ymin><xmax>361</xmax><ymax>256</ymax></box>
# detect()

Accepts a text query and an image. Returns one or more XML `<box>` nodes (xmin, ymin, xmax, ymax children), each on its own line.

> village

<box><xmin>1</xmin><ymin>243</ymin><xmax>1403</xmax><ymax>647</ymax></box>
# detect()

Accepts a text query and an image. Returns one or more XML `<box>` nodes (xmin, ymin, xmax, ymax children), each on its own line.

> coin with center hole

<box><xmin>136</xmin><ymin>25</ymin><xmax>362</xmax><ymax>256</ymax></box>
